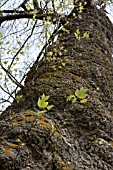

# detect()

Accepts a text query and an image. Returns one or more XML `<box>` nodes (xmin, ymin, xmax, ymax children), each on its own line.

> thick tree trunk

<box><xmin>0</xmin><ymin>7</ymin><xmax>113</xmax><ymax>170</ymax></box>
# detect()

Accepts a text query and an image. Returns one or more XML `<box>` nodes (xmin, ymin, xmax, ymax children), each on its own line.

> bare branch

<box><xmin>9</xmin><ymin>20</ymin><xmax>38</xmax><ymax>68</ymax></box>
<box><xmin>35</xmin><ymin>22</ymin><xmax>62</xmax><ymax>63</ymax></box>
<box><xmin>0</xmin><ymin>8</ymin><xmax>65</xmax><ymax>25</ymax></box>
<box><xmin>0</xmin><ymin>63</ymin><xmax>24</xmax><ymax>89</ymax></box>
<box><xmin>0</xmin><ymin>84</ymin><xmax>16</xmax><ymax>101</ymax></box>
<box><xmin>0</xmin><ymin>10</ymin><xmax>25</xmax><ymax>14</ymax></box>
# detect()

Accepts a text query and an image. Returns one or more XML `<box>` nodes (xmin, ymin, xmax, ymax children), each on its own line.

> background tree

<box><xmin>0</xmin><ymin>0</ymin><xmax>113</xmax><ymax>169</ymax></box>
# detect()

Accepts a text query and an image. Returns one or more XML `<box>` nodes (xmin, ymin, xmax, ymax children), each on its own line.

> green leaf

<box><xmin>98</xmin><ymin>140</ymin><xmax>103</xmax><ymax>145</ymax></box>
<box><xmin>17</xmin><ymin>41</ymin><xmax>21</xmax><ymax>45</ymax></box>
<box><xmin>47</xmin><ymin>11</ymin><xmax>54</xmax><ymax>15</ymax></box>
<box><xmin>33</xmin><ymin>15</ymin><xmax>36</xmax><ymax>21</ymax></box>
<box><xmin>15</xmin><ymin>138</ymin><xmax>21</xmax><ymax>143</ymax></box>
<box><xmin>0</xmin><ymin>32</ymin><xmax>3</xmax><ymax>38</ymax></box>
<box><xmin>48</xmin><ymin>31</ymin><xmax>52</xmax><ymax>36</ymax></box>
<box><xmin>37</xmin><ymin>93</ymin><xmax>50</xmax><ymax>109</ymax></box>
<box><xmin>62</xmin><ymin>62</ymin><xmax>66</xmax><ymax>66</ymax></box>
<box><xmin>44</xmin><ymin>23</ymin><xmax>50</xmax><ymax>29</ymax></box>
<box><xmin>16</xmin><ymin>95</ymin><xmax>23</xmax><ymax>100</ymax></box>
<box><xmin>83</xmin><ymin>32</ymin><xmax>89</xmax><ymax>38</ymax></box>
<box><xmin>75</xmin><ymin>87</ymin><xmax>88</xmax><ymax>99</ymax></box>
<box><xmin>76</xmin><ymin>29</ymin><xmax>80</xmax><ymax>35</ymax></box>
<box><xmin>14</xmin><ymin>68</ymin><xmax>17</xmax><ymax>72</ymax></box>
<box><xmin>61</xmin><ymin>27</ymin><xmax>70</xmax><ymax>34</ymax></box>
<box><xmin>42</xmin><ymin>94</ymin><xmax>50</xmax><ymax>101</ymax></box>
<box><xmin>74</xmin><ymin>31</ymin><xmax>81</xmax><ymax>41</ymax></box>
<box><xmin>47</xmin><ymin>52</ymin><xmax>53</xmax><ymax>56</ymax></box>
<box><xmin>0</xmin><ymin>41</ymin><xmax>3</xmax><ymax>45</ymax></box>
<box><xmin>3</xmin><ymin>61</ymin><xmax>8</xmax><ymax>65</ymax></box>
<box><xmin>5</xmin><ymin>78</ymin><xmax>9</xmax><ymax>82</ymax></box>
<box><xmin>51</xmin><ymin>65</ymin><xmax>57</xmax><ymax>70</ymax></box>
<box><xmin>79</xmin><ymin>5</ymin><xmax>84</xmax><ymax>13</ymax></box>
<box><xmin>6</xmin><ymin>41</ymin><xmax>10</xmax><ymax>44</ymax></box>
<box><xmin>81</xmin><ymin>99</ymin><xmax>87</xmax><ymax>103</ymax></box>
<box><xmin>72</xmin><ymin>97</ymin><xmax>77</xmax><ymax>103</ymax></box>
<box><xmin>47</xmin><ymin>105</ymin><xmax>54</xmax><ymax>110</ymax></box>
<box><xmin>26</xmin><ymin>6</ymin><xmax>31</xmax><ymax>11</ymax></box>
<box><xmin>66</xmin><ymin>95</ymin><xmax>76</xmax><ymax>102</ymax></box>
<box><xmin>20</xmin><ymin>51</ymin><xmax>24</xmax><ymax>55</ymax></box>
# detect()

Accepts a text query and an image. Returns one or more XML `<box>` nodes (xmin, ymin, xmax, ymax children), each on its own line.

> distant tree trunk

<box><xmin>0</xmin><ymin>7</ymin><xmax>113</xmax><ymax>170</ymax></box>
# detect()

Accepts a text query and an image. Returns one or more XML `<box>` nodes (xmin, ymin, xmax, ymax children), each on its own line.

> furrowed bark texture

<box><xmin>0</xmin><ymin>7</ymin><xmax>113</xmax><ymax>170</ymax></box>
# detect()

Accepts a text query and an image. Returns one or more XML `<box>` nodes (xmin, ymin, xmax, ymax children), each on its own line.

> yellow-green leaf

<box><xmin>37</xmin><ymin>94</ymin><xmax>50</xmax><ymax>109</ymax></box>
<box><xmin>47</xmin><ymin>52</ymin><xmax>53</xmax><ymax>56</ymax></box>
<box><xmin>83</xmin><ymin>32</ymin><xmax>89</xmax><ymax>38</ymax></box>
<box><xmin>33</xmin><ymin>15</ymin><xmax>37</xmax><ymax>21</ymax></box>
<box><xmin>76</xmin><ymin>29</ymin><xmax>80</xmax><ymax>35</ymax></box>
<box><xmin>17</xmin><ymin>41</ymin><xmax>21</xmax><ymax>45</ymax></box>
<box><xmin>26</xmin><ymin>6</ymin><xmax>31</xmax><ymax>11</ymax></box>
<box><xmin>6</xmin><ymin>41</ymin><xmax>10</xmax><ymax>44</ymax></box>
<box><xmin>99</xmin><ymin>140</ymin><xmax>103</xmax><ymax>145</ymax></box>
<box><xmin>67</xmin><ymin>95</ymin><xmax>75</xmax><ymax>102</ymax></box>
<box><xmin>62</xmin><ymin>62</ymin><xmax>66</xmax><ymax>66</ymax></box>
<box><xmin>79</xmin><ymin>5</ymin><xmax>84</xmax><ymax>13</ymax></box>
<box><xmin>75</xmin><ymin>87</ymin><xmax>88</xmax><ymax>99</ymax></box>
<box><xmin>0</xmin><ymin>32</ymin><xmax>3</xmax><ymax>38</ymax></box>
<box><xmin>72</xmin><ymin>97</ymin><xmax>77</xmax><ymax>103</ymax></box>
<box><xmin>44</xmin><ymin>23</ymin><xmax>50</xmax><ymax>29</ymax></box>
<box><xmin>81</xmin><ymin>99</ymin><xmax>87</xmax><ymax>103</ymax></box>
<box><xmin>47</xmin><ymin>105</ymin><xmax>54</xmax><ymax>110</ymax></box>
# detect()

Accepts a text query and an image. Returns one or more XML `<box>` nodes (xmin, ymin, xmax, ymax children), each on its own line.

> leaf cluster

<box><xmin>37</xmin><ymin>93</ymin><xmax>54</xmax><ymax>114</ymax></box>
<box><xmin>67</xmin><ymin>87</ymin><xmax>88</xmax><ymax>104</ymax></box>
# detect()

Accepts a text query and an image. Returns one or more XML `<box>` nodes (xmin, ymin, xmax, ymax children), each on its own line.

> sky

<box><xmin>106</xmin><ymin>4</ymin><xmax>113</xmax><ymax>23</ymax></box>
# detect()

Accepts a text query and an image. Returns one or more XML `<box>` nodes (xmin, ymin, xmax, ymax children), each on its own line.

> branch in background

<box><xmin>34</xmin><ymin>21</ymin><xmax>62</xmax><ymax>63</ymax></box>
<box><xmin>0</xmin><ymin>63</ymin><xmax>24</xmax><ymax>89</ymax></box>
<box><xmin>12</xmin><ymin>74</ymin><xmax>26</xmax><ymax>97</ymax></box>
<box><xmin>0</xmin><ymin>98</ymin><xmax>12</xmax><ymax>104</ymax></box>
<box><xmin>19</xmin><ymin>0</ymin><xmax>30</xmax><ymax>11</ymax></box>
<box><xmin>0</xmin><ymin>84</ymin><xmax>16</xmax><ymax>101</ymax></box>
<box><xmin>33</xmin><ymin>0</ymin><xmax>39</xmax><ymax>10</ymax></box>
<box><xmin>0</xmin><ymin>7</ymin><xmax>65</xmax><ymax>26</ymax></box>
<box><xmin>0</xmin><ymin>0</ymin><xmax>9</xmax><ymax>8</ymax></box>
<box><xmin>0</xmin><ymin>10</ymin><xmax>25</xmax><ymax>14</ymax></box>
<box><xmin>0</xmin><ymin>98</ymin><xmax>12</xmax><ymax>113</ymax></box>
<box><xmin>0</xmin><ymin>13</ymin><xmax>33</xmax><ymax>25</ymax></box>
<box><xmin>33</xmin><ymin>13</ymin><xmax>67</xmax><ymax>64</ymax></box>
<box><xmin>9</xmin><ymin>20</ymin><xmax>37</xmax><ymax>68</ymax></box>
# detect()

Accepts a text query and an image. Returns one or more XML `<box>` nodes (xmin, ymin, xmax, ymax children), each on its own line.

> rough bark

<box><xmin>0</xmin><ymin>7</ymin><xmax>113</xmax><ymax>170</ymax></box>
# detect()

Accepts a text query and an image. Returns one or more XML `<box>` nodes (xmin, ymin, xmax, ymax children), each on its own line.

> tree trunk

<box><xmin>0</xmin><ymin>7</ymin><xmax>113</xmax><ymax>170</ymax></box>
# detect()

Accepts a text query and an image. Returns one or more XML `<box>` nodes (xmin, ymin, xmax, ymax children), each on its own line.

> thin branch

<box><xmin>0</xmin><ymin>84</ymin><xmax>16</xmax><ymax>101</ymax></box>
<box><xmin>34</xmin><ymin>18</ymin><xmax>63</xmax><ymax>63</ymax></box>
<box><xmin>0</xmin><ymin>98</ymin><xmax>12</xmax><ymax>104</ymax></box>
<box><xmin>0</xmin><ymin>0</ymin><xmax>9</xmax><ymax>8</ymax></box>
<box><xmin>0</xmin><ymin>10</ymin><xmax>25</xmax><ymax>14</ymax></box>
<box><xmin>0</xmin><ymin>63</ymin><xmax>24</xmax><ymax>89</ymax></box>
<box><xmin>9</xmin><ymin>20</ymin><xmax>37</xmax><ymax>68</ymax></box>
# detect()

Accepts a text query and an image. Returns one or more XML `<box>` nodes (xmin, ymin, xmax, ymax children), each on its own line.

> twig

<box><xmin>0</xmin><ymin>62</ymin><xmax>24</xmax><ymax>89</ymax></box>
<box><xmin>9</xmin><ymin>20</ymin><xmax>37</xmax><ymax>68</ymax></box>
